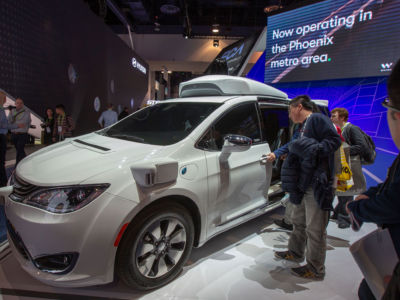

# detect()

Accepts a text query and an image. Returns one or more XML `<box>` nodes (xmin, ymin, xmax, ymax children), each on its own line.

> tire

<box><xmin>116</xmin><ymin>203</ymin><xmax>194</xmax><ymax>290</ymax></box>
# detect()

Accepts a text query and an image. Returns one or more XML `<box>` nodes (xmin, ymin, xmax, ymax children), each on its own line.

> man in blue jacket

<box><xmin>347</xmin><ymin>59</ymin><xmax>400</xmax><ymax>300</ymax></box>
<box><xmin>274</xmin><ymin>95</ymin><xmax>341</xmax><ymax>280</ymax></box>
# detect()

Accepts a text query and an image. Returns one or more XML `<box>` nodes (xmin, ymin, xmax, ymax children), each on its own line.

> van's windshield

<box><xmin>99</xmin><ymin>102</ymin><xmax>221</xmax><ymax>145</ymax></box>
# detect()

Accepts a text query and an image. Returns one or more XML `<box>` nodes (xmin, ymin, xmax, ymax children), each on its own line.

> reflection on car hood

<box><xmin>16</xmin><ymin>133</ymin><xmax>165</xmax><ymax>186</ymax></box>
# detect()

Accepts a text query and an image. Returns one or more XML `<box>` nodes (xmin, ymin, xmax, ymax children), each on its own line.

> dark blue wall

<box><xmin>0</xmin><ymin>0</ymin><xmax>149</xmax><ymax>245</ymax></box>
<box><xmin>0</xmin><ymin>0</ymin><xmax>148</xmax><ymax>135</ymax></box>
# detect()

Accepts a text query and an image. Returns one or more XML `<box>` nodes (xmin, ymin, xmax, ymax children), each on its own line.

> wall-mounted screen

<box><xmin>265</xmin><ymin>0</ymin><xmax>400</xmax><ymax>83</ymax></box>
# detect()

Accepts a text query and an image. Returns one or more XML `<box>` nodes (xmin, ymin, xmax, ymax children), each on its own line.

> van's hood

<box><xmin>16</xmin><ymin>133</ymin><xmax>167</xmax><ymax>186</ymax></box>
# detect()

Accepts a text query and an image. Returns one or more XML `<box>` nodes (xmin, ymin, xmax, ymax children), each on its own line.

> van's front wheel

<box><xmin>116</xmin><ymin>204</ymin><xmax>194</xmax><ymax>290</ymax></box>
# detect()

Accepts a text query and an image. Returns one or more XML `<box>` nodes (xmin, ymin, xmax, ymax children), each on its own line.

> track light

<box><xmin>213</xmin><ymin>39</ymin><xmax>219</xmax><ymax>47</ymax></box>
<box><xmin>212</xmin><ymin>24</ymin><xmax>219</xmax><ymax>33</ymax></box>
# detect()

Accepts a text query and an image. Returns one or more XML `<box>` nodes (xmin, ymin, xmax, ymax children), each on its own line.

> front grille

<box><xmin>6</xmin><ymin>219</ymin><xmax>30</xmax><ymax>260</ymax></box>
<box><xmin>10</xmin><ymin>175</ymin><xmax>39</xmax><ymax>202</ymax></box>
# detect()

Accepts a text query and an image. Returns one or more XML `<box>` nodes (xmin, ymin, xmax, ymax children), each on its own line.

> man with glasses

<box><xmin>274</xmin><ymin>95</ymin><xmax>341</xmax><ymax>280</ymax></box>
<box><xmin>346</xmin><ymin>60</ymin><xmax>400</xmax><ymax>300</ymax></box>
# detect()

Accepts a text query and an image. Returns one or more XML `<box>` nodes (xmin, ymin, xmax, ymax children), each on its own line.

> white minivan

<box><xmin>1</xmin><ymin>75</ymin><xmax>328</xmax><ymax>290</ymax></box>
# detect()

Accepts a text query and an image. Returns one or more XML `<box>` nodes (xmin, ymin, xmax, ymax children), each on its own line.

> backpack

<box><xmin>360</xmin><ymin>131</ymin><xmax>376</xmax><ymax>164</ymax></box>
<box><xmin>345</xmin><ymin>124</ymin><xmax>376</xmax><ymax>165</ymax></box>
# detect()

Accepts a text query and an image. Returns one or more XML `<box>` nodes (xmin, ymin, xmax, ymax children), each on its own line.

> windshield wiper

<box><xmin>109</xmin><ymin>134</ymin><xmax>144</xmax><ymax>143</ymax></box>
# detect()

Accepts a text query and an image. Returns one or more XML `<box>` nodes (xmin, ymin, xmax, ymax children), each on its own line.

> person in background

<box><xmin>41</xmin><ymin>107</ymin><xmax>55</xmax><ymax>145</ymax></box>
<box><xmin>98</xmin><ymin>103</ymin><xmax>118</xmax><ymax>128</ymax></box>
<box><xmin>347</xmin><ymin>59</ymin><xmax>400</xmax><ymax>300</ymax></box>
<box><xmin>331</xmin><ymin>107</ymin><xmax>368</xmax><ymax>228</ymax></box>
<box><xmin>8</xmin><ymin>98</ymin><xmax>31</xmax><ymax>166</ymax></box>
<box><xmin>0</xmin><ymin>93</ymin><xmax>23</xmax><ymax>185</ymax></box>
<box><xmin>53</xmin><ymin>104</ymin><xmax>74</xmax><ymax>142</ymax></box>
<box><xmin>118</xmin><ymin>106</ymin><xmax>129</xmax><ymax>121</ymax></box>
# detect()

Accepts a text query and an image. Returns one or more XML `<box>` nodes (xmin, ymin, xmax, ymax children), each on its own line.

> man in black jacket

<box><xmin>331</xmin><ymin>107</ymin><xmax>368</xmax><ymax>228</ymax></box>
<box><xmin>275</xmin><ymin>95</ymin><xmax>341</xmax><ymax>280</ymax></box>
<box><xmin>347</xmin><ymin>59</ymin><xmax>400</xmax><ymax>300</ymax></box>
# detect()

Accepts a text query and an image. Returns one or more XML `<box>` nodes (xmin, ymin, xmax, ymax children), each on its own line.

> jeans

<box><xmin>288</xmin><ymin>187</ymin><xmax>330</xmax><ymax>274</ymax></box>
<box><xmin>11</xmin><ymin>133</ymin><xmax>28</xmax><ymax>166</ymax></box>
<box><xmin>0</xmin><ymin>134</ymin><xmax>6</xmax><ymax>187</ymax></box>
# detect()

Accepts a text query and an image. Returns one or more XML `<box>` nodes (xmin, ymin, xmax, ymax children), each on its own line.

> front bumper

<box><xmin>4</xmin><ymin>191</ymin><xmax>138</xmax><ymax>287</ymax></box>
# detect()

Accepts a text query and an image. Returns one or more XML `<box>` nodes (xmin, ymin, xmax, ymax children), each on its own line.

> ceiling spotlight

<box><xmin>213</xmin><ymin>39</ymin><xmax>219</xmax><ymax>47</ymax></box>
<box><xmin>212</xmin><ymin>24</ymin><xmax>219</xmax><ymax>33</ymax></box>
<box><xmin>264</xmin><ymin>1</ymin><xmax>282</xmax><ymax>13</ymax></box>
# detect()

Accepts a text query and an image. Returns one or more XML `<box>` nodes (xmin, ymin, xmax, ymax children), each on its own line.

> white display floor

<box><xmin>0</xmin><ymin>208</ymin><xmax>375</xmax><ymax>300</ymax></box>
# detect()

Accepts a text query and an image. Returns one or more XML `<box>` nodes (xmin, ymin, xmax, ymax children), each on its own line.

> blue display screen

<box><xmin>265</xmin><ymin>0</ymin><xmax>400</xmax><ymax>83</ymax></box>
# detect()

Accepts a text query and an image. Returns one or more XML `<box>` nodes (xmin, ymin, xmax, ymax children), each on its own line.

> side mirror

<box><xmin>221</xmin><ymin>134</ymin><xmax>252</xmax><ymax>153</ymax></box>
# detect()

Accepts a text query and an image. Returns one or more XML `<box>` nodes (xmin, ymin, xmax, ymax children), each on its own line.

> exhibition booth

<box><xmin>0</xmin><ymin>0</ymin><xmax>399</xmax><ymax>299</ymax></box>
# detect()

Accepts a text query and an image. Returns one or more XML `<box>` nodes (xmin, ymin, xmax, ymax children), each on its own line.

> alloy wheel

<box><xmin>134</xmin><ymin>217</ymin><xmax>187</xmax><ymax>278</ymax></box>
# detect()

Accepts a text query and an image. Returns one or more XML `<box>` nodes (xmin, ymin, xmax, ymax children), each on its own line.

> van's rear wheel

<box><xmin>116</xmin><ymin>204</ymin><xmax>194</xmax><ymax>290</ymax></box>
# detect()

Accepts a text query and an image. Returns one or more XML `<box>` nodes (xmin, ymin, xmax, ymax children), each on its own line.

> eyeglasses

<box><xmin>382</xmin><ymin>97</ymin><xmax>400</xmax><ymax>113</ymax></box>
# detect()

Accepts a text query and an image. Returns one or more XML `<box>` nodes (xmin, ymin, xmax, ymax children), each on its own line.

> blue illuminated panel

<box><xmin>265</xmin><ymin>0</ymin><xmax>400</xmax><ymax>83</ymax></box>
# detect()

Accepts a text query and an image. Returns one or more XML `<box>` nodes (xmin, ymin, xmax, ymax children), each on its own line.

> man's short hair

<box><xmin>55</xmin><ymin>104</ymin><xmax>65</xmax><ymax>111</ymax></box>
<box><xmin>388</xmin><ymin>59</ymin><xmax>400</xmax><ymax>109</ymax></box>
<box><xmin>331</xmin><ymin>107</ymin><xmax>349</xmax><ymax>121</ymax></box>
<box><xmin>107</xmin><ymin>103</ymin><xmax>113</xmax><ymax>109</ymax></box>
<box><xmin>290</xmin><ymin>95</ymin><xmax>316</xmax><ymax>112</ymax></box>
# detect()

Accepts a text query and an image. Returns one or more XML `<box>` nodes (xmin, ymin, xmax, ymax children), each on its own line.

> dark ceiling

<box><xmin>84</xmin><ymin>0</ymin><xmax>320</xmax><ymax>38</ymax></box>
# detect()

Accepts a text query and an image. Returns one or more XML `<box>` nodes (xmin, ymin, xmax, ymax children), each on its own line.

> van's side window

<box><xmin>198</xmin><ymin>103</ymin><xmax>261</xmax><ymax>151</ymax></box>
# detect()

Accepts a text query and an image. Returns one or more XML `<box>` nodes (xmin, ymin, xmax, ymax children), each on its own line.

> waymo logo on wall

<box><xmin>380</xmin><ymin>62</ymin><xmax>393</xmax><ymax>72</ymax></box>
<box><xmin>131</xmin><ymin>57</ymin><xmax>147</xmax><ymax>75</ymax></box>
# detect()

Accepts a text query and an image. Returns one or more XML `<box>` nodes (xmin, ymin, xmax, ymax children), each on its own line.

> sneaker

<box><xmin>274</xmin><ymin>250</ymin><xmax>303</xmax><ymax>262</ymax></box>
<box><xmin>291</xmin><ymin>264</ymin><xmax>325</xmax><ymax>280</ymax></box>
<box><xmin>273</xmin><ymin>218</ymin><xmax>293</xmax><ymax>231</ymax></box>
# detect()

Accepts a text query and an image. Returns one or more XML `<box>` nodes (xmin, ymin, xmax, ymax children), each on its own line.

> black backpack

<box><xmin>359</xmin><ymin>130</ymin><xmax>376</xmax><ymax>165</ymax></box>
<box><xmin>346</xmin><ymin>124</ymin><xmax>376</xmax><ymax>165</ymax></box>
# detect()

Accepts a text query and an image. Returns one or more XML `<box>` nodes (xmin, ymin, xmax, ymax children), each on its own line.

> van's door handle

<box><xmin>260</xmin><ymin>155</ymin><xmax>268</xmax><ymax>165</ymax></box>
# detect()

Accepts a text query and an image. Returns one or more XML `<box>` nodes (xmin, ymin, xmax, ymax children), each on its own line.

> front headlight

<box><xmin>20</xmin><ymin>184</ymin><xmax>109</xmax><ymax>214</ymax></box>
